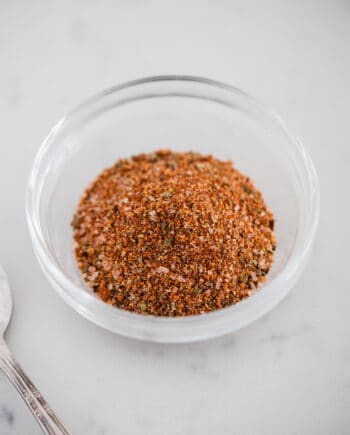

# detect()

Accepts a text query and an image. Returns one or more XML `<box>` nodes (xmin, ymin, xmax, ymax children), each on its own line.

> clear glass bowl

<box><xmin>26</xmin><ymin>76</ymin><xmax>319</xmax><ymax>343</ymax></box>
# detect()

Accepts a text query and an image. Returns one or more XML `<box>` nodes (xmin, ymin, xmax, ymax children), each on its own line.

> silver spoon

<box><xmin>0</xmin><ymin>264</ymin><xmax>70</xmax><ymax>434</ymax></box>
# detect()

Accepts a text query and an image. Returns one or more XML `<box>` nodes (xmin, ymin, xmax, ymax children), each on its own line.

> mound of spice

<box><xmin>72</xmin><ymin>150</ymin><xmax>276</xmax><ymax>316</ymax></box>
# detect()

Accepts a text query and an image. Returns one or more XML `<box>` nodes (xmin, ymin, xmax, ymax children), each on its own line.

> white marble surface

<box><xmin>0</xmin><ymin>1</ymin><xmax>349</xmax><ymax>434</ymax></box>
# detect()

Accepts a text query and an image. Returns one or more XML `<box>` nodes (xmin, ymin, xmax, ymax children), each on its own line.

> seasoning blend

<box><xmin>72</xmin><ymin>150</ymin><xmax>276</xmax><ymax>316</ymax></box>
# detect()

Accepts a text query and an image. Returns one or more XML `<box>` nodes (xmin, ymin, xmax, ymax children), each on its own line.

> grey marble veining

<box><xmin>0</xmin><ymin>0</ymin><xmax>349</xmax><ymax>434</ymax></box>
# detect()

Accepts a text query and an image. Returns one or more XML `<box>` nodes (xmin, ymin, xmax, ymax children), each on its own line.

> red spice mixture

<box><xmin>72</xmin><ymin>150</ymin><xmax>276</xmax><ymax>316</ymax></box>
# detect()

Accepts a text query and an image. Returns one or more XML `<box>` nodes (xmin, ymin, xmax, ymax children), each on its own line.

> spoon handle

<box><xmin>0</xmin><ymin>339</ymin><xmax>69</xmax><ymax>435</ymax></box>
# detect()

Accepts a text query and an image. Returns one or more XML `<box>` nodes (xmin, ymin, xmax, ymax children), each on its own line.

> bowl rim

<box><xmin>25</xmin><ymin>75</ymin><xmax>320</xmax><ymax>342</ymax></box>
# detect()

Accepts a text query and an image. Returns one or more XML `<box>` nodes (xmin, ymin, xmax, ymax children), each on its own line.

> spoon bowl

<box><xmin>0</xmin><ymin>264</ymin><xmax>13</xmax><ymax>336</ymax></box>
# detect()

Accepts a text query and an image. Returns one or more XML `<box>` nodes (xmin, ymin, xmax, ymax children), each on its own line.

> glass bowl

<box><xmin>26</xmin><ymin>76</ymin><xmax>319</xmax><ymax>343</ymax></box>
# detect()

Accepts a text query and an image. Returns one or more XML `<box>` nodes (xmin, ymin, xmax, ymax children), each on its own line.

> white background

<box><xmin>0</xmin><ymin>1</ymin><xmax>349</xmax><ymax>434</ymax></box>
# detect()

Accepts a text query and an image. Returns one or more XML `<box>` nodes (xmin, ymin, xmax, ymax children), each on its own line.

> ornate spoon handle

<box><xmin>0</xmin><ymin>338</ymin><xmax>69</xmax><ymax>435</ymax></box>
